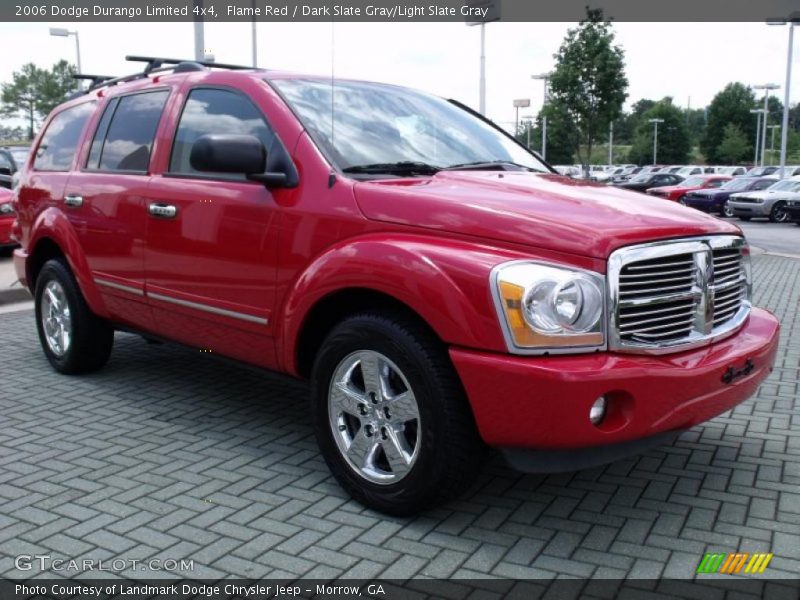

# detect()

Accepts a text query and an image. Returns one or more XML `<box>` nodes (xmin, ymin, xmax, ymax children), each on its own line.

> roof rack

<box><xmin>80</xmin><ymin>55</ymin><xmax>256</xmax><ymax>94</ymax></box>
<box><xmin>73</xmin><ymin>74</ymin><xmax>115</xmax><ymax>87</ymax></box>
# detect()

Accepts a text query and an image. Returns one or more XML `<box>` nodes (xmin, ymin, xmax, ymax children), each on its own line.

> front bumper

<box><xmin>450</xmin><ymin>308</ymin><xmax>779</xmax><ymax>454</ymax></box>
<box><xmin>682</xmin><ymin>196</ymin><xmax>717</xmax><ymax>212</ymax></box>
<box><xmin>729</xmin><ymin>202</ymin><xmax>769</xmax><ymax>217</ymax></box>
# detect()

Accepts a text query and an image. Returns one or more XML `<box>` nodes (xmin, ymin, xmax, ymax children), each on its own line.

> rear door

<box><xmin>144</xmin><ymin>85</ymin><xmax>283</xmax><ymax>368</ymax></box>
<box><xmin>65</xmin><ymin>88</ymin><xmax>173</xmax><ymax>330</ymax></box>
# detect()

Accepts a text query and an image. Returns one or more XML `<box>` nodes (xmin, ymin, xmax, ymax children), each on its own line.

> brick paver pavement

<box><xmin>1</xmin><ymin>254</ymin><xmax>798</xmax><ymax>580</ymax></box>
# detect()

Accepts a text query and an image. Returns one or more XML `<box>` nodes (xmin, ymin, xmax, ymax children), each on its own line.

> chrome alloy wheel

<box><xmin>328</xmin><ymin>350</ymin><xmax>421</xmax><ymax>485</ymax></box>
<box><xmin>40</xmin><ymin>280</ymin><xmax>72</xmax><ymax>357</ymax></box>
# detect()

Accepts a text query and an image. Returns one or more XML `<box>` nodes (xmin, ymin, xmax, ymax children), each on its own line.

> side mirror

<box><xmin>190</xmin><ymin>134</ymin><xmax>266</xmax><ymax>175</ymax></box>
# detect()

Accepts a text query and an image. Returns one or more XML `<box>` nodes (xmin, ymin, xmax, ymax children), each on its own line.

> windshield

<box><xmin>271</xmin><ymin>78</ymin><xmax>548</xmax><ymax>174</ymax></box>
<box><xmin>630</xmin><ymin>173</ymin><xmax>652</xmax><ymax>183</ymax></box>
<box><xmin>767</xmin><ymin>179</ymin><xmax>800</xmax><ymax>192</ymax></box>
<box><xmin>721</xmin><ymin>178</ymin><xmax>753</xmax><ymax>191</ymax></box>
<box><xmin>681</xmin><ymin>177</ymin><xmax>706</xmax><ymax>187</ymax></box>
<box><xmin>9</xmin><ymin>148</ymin><xmax>29</xmax><ymax>164</ymax></box>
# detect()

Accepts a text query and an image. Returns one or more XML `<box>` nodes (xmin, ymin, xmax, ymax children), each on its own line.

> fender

<box><xmin>28</xmin><ymin>207</ymin><xmax>109</xmax><ymax>319</ymax></box>
<box><xmin>278</xmin><ymin>233</ymin><xmax>533</xmax><ymax>376</ymax></box>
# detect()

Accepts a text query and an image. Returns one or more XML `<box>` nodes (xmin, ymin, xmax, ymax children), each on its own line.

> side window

<box><xmin>753</xmin><ymin>180</ymin><xmax>774</xmax><ymax>191</ymax></box>
<box><xmin>707</xmin><ymin>180</ymin><xmax>725</xmax><ymax>188</ymax></box>
<box><xmin>33</xmin><ymin>102</ymin><xmax>95</xmax><ymax>171</ymax></box>
<box><xmin>169</xmin><ymin>88</ymin><xmax>274</xmax><ymax>179</ymax></box>
<box><xmin>89</xmin><ymin>90</ymin><xmax>169</xmax><ymax>172</ymax></box>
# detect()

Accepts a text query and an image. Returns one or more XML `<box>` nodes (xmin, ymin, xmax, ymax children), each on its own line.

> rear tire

<box><xmin>34</xmin><ymin>258</ymin><xmax>114</xmax><ymax>374</ymax></box>
<box><xmin>311</xmin><ymin>311</ymin><xmax>485</xmax><ymax>515</ymax></box>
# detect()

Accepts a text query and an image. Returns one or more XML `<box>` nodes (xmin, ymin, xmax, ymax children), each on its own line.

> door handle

<box><xmin>64</xmin><ymin>194</ymin><xmax>83</xmax><ymax>207</ymax></box>
<box><xmin>148</xmin><ymin>203</ymin><xmax>177</xmax><ymax>219</ymax></box>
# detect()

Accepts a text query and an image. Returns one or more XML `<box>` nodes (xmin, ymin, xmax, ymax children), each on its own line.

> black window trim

<box><xmin>32</xmin><ymin>100</ymin><xmax>96</xmax><ymax>173</ymax></box>
<box><xmin>163</xmin><ymin>83</ymin><xmax>280</xmax><ymax>185</ymax></box>
<box><xmin>81</xmin><ymin>87</ymin><xmax>171</xmax><ymax>177</ymax></box>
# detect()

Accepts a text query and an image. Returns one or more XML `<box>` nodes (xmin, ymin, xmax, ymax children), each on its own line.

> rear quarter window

<box><xmin>34</xmin><ymin>102</ymin><xmax>95</xmax><ymax>171</ymax></box>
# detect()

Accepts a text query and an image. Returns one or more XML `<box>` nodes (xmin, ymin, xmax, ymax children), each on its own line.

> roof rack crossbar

<box><xmin>73</xmin><ymin>74</ymin><xmax>115</xmax><ymax>87</ymax></box>
<box><xmin>126</xmin><ymin>55</ymin><xmax>252</xmax><ymax>72</ymax></box>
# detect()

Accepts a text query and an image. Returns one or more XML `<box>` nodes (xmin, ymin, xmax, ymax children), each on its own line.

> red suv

<box><xmin>11</xmin><ymin>57</ymin><xmax>780</xmax><ymax>515</ymax></box>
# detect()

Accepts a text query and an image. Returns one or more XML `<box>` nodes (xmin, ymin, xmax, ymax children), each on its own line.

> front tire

<box><xmin>721</xmin><ymin>201</ymin><xmax>734</xmax><ymax>218</ymax></box>
<box><xmin>769</xmin><ymin>202</ymin><xmax>788</xmax><ymax>223</ymax></box>
<box><xmin>35</xmin><ymin>258</ymin><xmax>114</xmax><ymax>374</ymax></box>
<box><xmin>311</xmin><ymin>311</ymin><xmax>485</xmax><ymax>515</ymax></box>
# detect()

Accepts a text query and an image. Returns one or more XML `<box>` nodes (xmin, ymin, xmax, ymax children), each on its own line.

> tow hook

<box><xmin>721</xmin><ymin>359</ymin><xmax>755</xmax><ymax>384</ymax></box>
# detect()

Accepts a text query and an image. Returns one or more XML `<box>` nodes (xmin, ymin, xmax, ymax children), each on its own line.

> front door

<box><xmin>144</xmin><ymin>86</ymin><xmax>282</xmax><ymax>368</ymax></box>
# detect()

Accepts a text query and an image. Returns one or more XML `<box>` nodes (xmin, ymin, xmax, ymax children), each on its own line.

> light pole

<box><xmin>648</xmin><ymin>118</ymin><xmax>664</xmax><ymax>166</ymax></box>
<box><xmin>608</xmin><ymin>121</ymin><xmax>614</xmax><ymax>166</ymax></box>
<box><xmin>768</xmin><ymin>125</ymin><xmax>781</xmax><ymax>164</ymax></box>
<box><xmin>513</xmin><ymin>98</ymin><xmax>530</xmax><ymax>137</ymax></box>
<box><xmin>251</xmin><ymin>0</ymin><xmax>258</xmax><ymax>67</ymax></box>
<box><xmin>541</xmin><ymin>116</ymin><xmax>548</xmax><ymax>160</ymax></box>
<box><xmin>466</xmin><ymin>1</ymin><xmax>500</xmax><ymax>116</ymax></box>
<box><xmin>750</xmin><ymin>109</ymin><xmax>766</xmax><ymax>166</ymax></box>
<box><xmin>520</xmin><ymin>115</ymin><xmax>534</xmax><ymax>150</ymax></box>
<box><xmin>531</xmin><ymin>73</ymin><xmax>552</xmax><ymax>162</ymax></box>
<box><xmin>753</xmin><ymin>83</ymin><xmax>780</xmax><ymax>167</ymax></box>
<box><xmin>49</xmin><ymin>28</ymin><xmax>81</xmax><ymax>73</ymax></box>
<box><xmin>767</xmin><ymin>13</ymin><xmax>799</xmax><ymax>179</ymax></box>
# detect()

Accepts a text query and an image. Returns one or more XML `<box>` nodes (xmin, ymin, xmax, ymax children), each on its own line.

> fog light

<box><xmin>589</xmin><ymin>395</ymin><xmax>607</xmax><ymax>425</ymax></box>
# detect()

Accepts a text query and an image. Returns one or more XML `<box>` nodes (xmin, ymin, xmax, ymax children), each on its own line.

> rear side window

<box><xmin>752</xmin><ymin>180</ymin><xmax>774</xmax><ymax>191</ymax></box>
<box><xmin>169</xmin><ymin>88</ymin><xmax>274</xmax><ymax>178</ymax></box>
<box><xmin>88</xmin><ymin>90</ymin><xmax>169</xmax><ymax>172</ymax></box>
<box><xmin>34</xmin><ymin>102</ymin><xmax>94</xmax><ymax>171</ymax></box>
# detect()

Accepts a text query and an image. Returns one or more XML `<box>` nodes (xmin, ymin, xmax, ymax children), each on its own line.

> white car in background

<box><xmin>728</xmin><ymin>176</ymin><xmax>800</xmax><ymax>223</ymax></box>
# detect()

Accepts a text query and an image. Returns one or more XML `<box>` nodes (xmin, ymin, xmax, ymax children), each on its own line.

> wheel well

<box><xmin>295</xmin><ymin>288</ymin><xmax>440</xmax><ymax>379</ymax></box>
<box><xmin>28</xmin><ymin>238</ymin><xmax>65</xmax><ymax>291</ymax></box>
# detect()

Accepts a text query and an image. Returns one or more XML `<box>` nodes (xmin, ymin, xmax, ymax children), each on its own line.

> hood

<box><xmin>731</xmin><ymin>190</ymin><xmax>773</xmax><ymax>201</ymax></box>
<box><xmin>688</xmin><ymin>188</ymin><xmax>725</xmax><ymax>198</ymax></box>
<box><xmin>353</xmin><ymin>172</ymin><xmax>739</xmax><ymax>259</ymax></box>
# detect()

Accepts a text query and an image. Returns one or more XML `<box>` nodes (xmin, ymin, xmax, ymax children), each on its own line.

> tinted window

<box><xmin>86</xmin><ymin>98</ymin><xmax>118</xmax><ymax>169</ymax></box>
<box><xmin>97</xmin><ymin>91</ymin><xmax>168</xmax><ymax>172</ymax></box>
<box><xmin>34</xmin><ymin>102</ymin><xmax>94</xmax><ymax>171</ymax></box>
<box><xmin>752</xmin><ymin>179</ymin><xmax>775</xmax><ymax>191</ymax></box>
<box><xmin>169</xmin><ymin>88</ymin><xmax>274</xmax><ymax>178</ymax></box>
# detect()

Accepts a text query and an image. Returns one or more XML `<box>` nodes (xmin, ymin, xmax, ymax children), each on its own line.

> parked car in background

<box><xmin>744</xmin><ymin>165</ymin><xmax>780</xmax><ymax>177</ymax></box>
<box><xmin>554</xmin><ymin>165</ymin><xmax>581</xmax><ymax>178</ymax></box>
<box><xmin>728</xmin><ymin>176</ymin><xmax>800</xmax><ymax>222</ymax></box>
<box><xmin>613</xmin><ymin>171</ymin><xmax>684</xmax><ymax>193</ymax></box>
<box><xmin>674</xmin><ymin>166</ymin><xmax>705</xmax><ymax>179</ymax></box>
<box><xmin>786</xmin><ymin>197</ymin><xmax>800</xmax><ymax>225</ymax></box>
<box><xmin>0</xmin><ymin>146</ymin><xmax>30</xmax><ymax>189</ymax></box>
<box><xmin>0</xmin><ymin>187</ymin><xmax>16</xmax><ymax>250</ymax></box>
<box><xmin>646</xmin><ymin>175</ymin><xmax>732</xmax><ymax>202</ymax></box>
<box><xmin>779</xmin><ymin>166</ymin><xmax>800</xmax><ymax>177</ymax></box>
<box><xmin>683</xmin><ymin>176</ymin><xmax>777</xmax><ymax>217</ymax></box>
<box><xmin>716</xmin><ymin>166</ymin><xmax>747</xmax><ymax>176</ymax></box>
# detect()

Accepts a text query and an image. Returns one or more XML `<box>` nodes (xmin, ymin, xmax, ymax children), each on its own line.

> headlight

<box><xmin>492</xmin><ymin>261</ymin><xmax>606</xmax><ymax>353</ymax></box>
<box><xmin>0</xmin><ymin>203</ymin><xmax>14</xmax><ymax>215</ymax></box>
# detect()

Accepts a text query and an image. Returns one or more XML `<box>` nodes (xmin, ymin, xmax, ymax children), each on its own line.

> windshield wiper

<box><xmin>342</xmin><ymin>161</ymin><xmax>440</xmax><ymax>176</ymax></box>
<box><xmin>443</xmin><ymin>160</ymin><xmax>539</xmax><ymax>172</ymax></box>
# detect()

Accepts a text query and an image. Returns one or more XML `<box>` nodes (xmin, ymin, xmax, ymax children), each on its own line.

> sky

<box><xmin>0</xmin><ymin>20</ymin><xmax>797</xmax><ymax>133</ymax></box>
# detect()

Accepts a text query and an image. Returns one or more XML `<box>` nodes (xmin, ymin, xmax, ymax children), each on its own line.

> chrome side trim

<box><xmin>608</xmin><ymin>235</ymin><xmax>751</xmax><ymax>355</ymax></box>
<box><xmin>94</xmin><ymin>278</ymin><xmax>145</xmax><ymax>297</ymax></box>
<box><xmin>147</xmin><ymin>291</ymin><xmax>269</xmax><ymax>325</ymax></box>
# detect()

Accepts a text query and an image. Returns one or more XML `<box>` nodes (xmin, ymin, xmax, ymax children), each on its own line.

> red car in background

<box><xmin>0</xmin><ymin>187</ymin><xmax>16</xmax><ymax>250</ymax></box>
<box><xmin>646</xmin><ymin>175</ymin><xmax>732</xmax><ymax>203</ymax></box>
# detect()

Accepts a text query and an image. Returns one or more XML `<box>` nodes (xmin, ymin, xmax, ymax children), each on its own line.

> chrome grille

<box><xmin>712</xmin><ymin>248</ymin><xmax>745</xmax><ymax>328</ymax></box>
<box><xmin>608</xmin><ymin>236</ymin><xmax>751</xmax><ymax>354</ymax></box>
<box><xmin>617</xmin><ymin>253</ymin><xmax>697</xmax><ymax>344</ymax></box>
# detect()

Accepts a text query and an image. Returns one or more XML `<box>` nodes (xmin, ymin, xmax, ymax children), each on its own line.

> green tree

<box><xmin>548</xmin><ymin>8</ymin><xmax>628</xmax><ymax>173</ymax></box>
<box><xmin>628</xmin><ymin>98</ymin><xmax>691</xmax><ymax>165</ymax></box>
<box><xmin>516</xmin><ymin>101</ymin><xmax>579</xmax><ymax>165</ymax></box>
<box><xmin>716</xmin><ymin>124</ymin><xmax>750</xmax><ymax>164</ymax></box>
<box><xmin>683</xmin><ymin>107</ymin><xmax>707</xmax><ymax>145</ymax></box>
<box><xmin>700</xmin><ymin>83</ymin><xmax>756</xmax><ymax>164</ymax></box>
<box><xmin>1</xmin><ymin>60</ymin><xmax>78</xmax><ymax>140</ymax></box>
<box><xmin>613</xmin><ymin>99</ymin><xmax>656</xmax><ymax>145</ymax></box>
